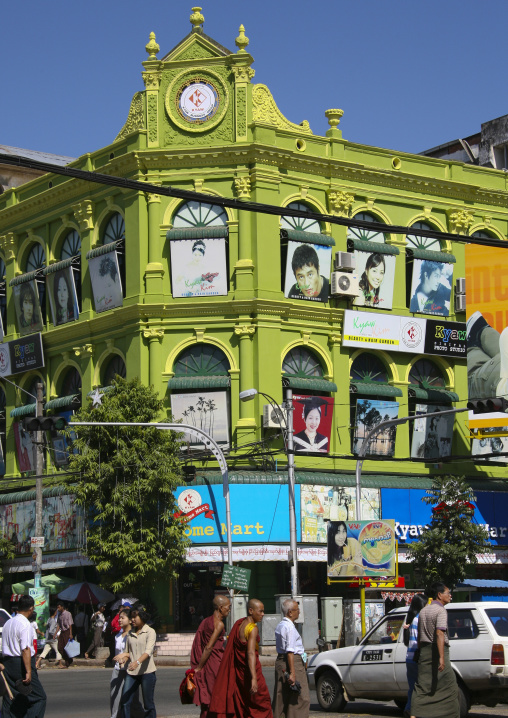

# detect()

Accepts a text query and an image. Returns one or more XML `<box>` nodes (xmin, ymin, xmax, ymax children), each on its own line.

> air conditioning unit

<box><xmin>455</xmin><ymin>294</ymin><xmax>466</xmax><ymax>313</ymax></box>
<box><xmin>263</xmin><ymin>404</ymin><xmax>286</xmax><ymax>428</ymax></box>
<box><xmin>455</xmin><ymin>277</ymin><xmax>466</xmax><ymax>295</ymax></box>
<box><xmin>334</xmin><ymin>251</ymin><xmax>356</xmax><ymax>272</ymax></box>
<box><xmin>331</xmin><ymin>272</ymin><xmax>359</xmax><ymax>297</ymax></box>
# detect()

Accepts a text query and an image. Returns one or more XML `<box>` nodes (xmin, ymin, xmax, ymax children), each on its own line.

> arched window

<box><xmin>61</xmin><ymin>367</ymin><xmax>82</xmax><ymax>397</ymax></box>
<box><xmin>351</xmin><ymin>353</ymin><xmax>388</xmax><ymax>384</ymax></box>
<box><xmin>409</xmin><ymin>359</ymin><xmax>445</xmax><ymax>389</ymax></box>
<box><xmin>347</xmin><ymin>212</ymin><xmax>386</xmax><ymax>243</ymax></box>
<box><xmin>26</xmin><ymin>244</ymin><xmax>46</xmax><ymax>323</ymax></box>
<box><xmin>174</xmin><ymin>344</ymin><xmax>230</xmax><ymax>378</ymax></box>
<box><xmin>61</xmin><ymin>229</ymin><xmax>82</xmax><ymax>310</ymax></box>
<box><xmin>102</xmin><ymin>355</ymin><xmax>126</xmax><ymax>387</ymax></box>
<box><xmin>173</xmin><ymin>201</ymin><xmax>228</xmax><ymax>228</ymax></box>
<box><xmin>406</xmin><ymin>221</ymin><xmax>441</xmax><ymax>251</ymax></box>
<box><xmin>472</xmin><ymin>230</ymin><xmax>495</xmax><ymax>239</ymax></box>
<box><xmin>102</xmin><ymin>213</ymin><xmax>125</xmax><ymax>298</ymax></box>
<box><xmin>0</xmin><ymin>385</ymin><xmax>5</xmax><ymax>475</ymax></box>
<box><xmin>282</xmin><ymin>346</ymin><xmax>336</xmax><ymax>393</ymax></box>
<box><xmin>280</xmin><ymin>202</ymin><xmax>321</xmax><ymax>233</ymax></box>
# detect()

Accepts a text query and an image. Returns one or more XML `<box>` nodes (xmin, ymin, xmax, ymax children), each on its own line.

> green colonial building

<box><xmin>1</xmin><ymin>6</ymin><xmax>508</xmax><ymax>631</ymax></box>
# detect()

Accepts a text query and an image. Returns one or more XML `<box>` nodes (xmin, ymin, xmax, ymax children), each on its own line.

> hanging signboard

<box><xmin>409</xmin><ymin>259</ymin><xmax>453</xmax><ymax>317</ymax></box>
<box><xmin>0</xmin><ymin>333</ymin><xmax>44</xmax><ymax>379</ymax></box>
<box><xmin>170</xmin><ymin>237</ymin><xmax>228</xmax><ymax>297</ymax></box>
<box><xmin>352</xmin><ymin>250</ymin><xmax>396</xmax><ymax>310</ymax></box>
<box><xmin>284</xmin><ymin>241</ymin><xmax>331</xmax><ymax>303</ymax></box>
<box><xmin>327</xmin><ymin>519</ymin><xmax>396</xmax><ymax>578</ymax></box>
<box><xmin>411</xmin><ymin>403</ymin><xmax>454</xmax><ymax>460</ymax></box>
<box><xmin>13</xmin><ymin>280</ymin><xmax>44</xmax><ymax>336</ymax></box>
<box><xmin>47</xmin><ymin>267</ymin><xmax>79</xmax><ymax>326</ymax></box>
<box><xmin>220</xmin><ymin>565</ymin><xmax>251</xmax><ymax>592</ymax></box>
<box><xmin>301</xmin><ymin>486</ymin><xmax>380</xmax><ymax>543</ymax></box>
<box><xmin>291</xmin><ymin>394</ymin><xmax>334</xmax><ymax>453</ymax></box>
<box><xmin>89</xmin><ymin>251</ymin><xmax>123</xmax><ymax>313</ymax></box>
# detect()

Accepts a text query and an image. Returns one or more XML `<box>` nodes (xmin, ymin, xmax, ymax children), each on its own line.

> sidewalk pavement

<box><xmin>36</xmin><ymin>653</ymin><xmax>279</xmax><ymax>669</ymax></box>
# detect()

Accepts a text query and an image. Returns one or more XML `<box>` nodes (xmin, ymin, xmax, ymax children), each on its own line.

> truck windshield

<box><xmin>485</xmin><ymin>608</ymin><xmax>508</xmax><ymax>637</ymax></box>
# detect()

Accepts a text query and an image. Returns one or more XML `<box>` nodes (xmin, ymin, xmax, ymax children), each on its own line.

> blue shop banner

<box><xmin>175</xmin><ymin>484</ymin><xmax>301</xmax><ymax>544</ymax></box>
<box><xmin>381</xmin><ymin>488</ymin><xmax>508</xmax><ymax>546</ymax></box>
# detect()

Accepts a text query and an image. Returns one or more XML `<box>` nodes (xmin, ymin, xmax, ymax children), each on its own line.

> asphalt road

<box><xmin>29</xmin><ymin>665</ymin><xmax>508</xmax><ymax>718</ymax></box>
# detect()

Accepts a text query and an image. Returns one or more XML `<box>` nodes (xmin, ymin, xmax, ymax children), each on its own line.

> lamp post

<box><xmin>239</xmin><ymin>388</ymin><xmax>299</xmax><ymax>598</ymax></box>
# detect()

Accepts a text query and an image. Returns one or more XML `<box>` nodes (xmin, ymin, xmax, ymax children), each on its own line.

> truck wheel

<box><xmin>458</xmin><ymin>682</ymin><xmax>470</xmax><ymax>718</ymax></box>
<box><xmin>316</xmin><ymin>670</ymin><xmax>347</xmax><ymax>712</ymax></box>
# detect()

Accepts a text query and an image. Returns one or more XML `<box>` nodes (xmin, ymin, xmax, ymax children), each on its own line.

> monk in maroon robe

<box><xmin>209</xmin><ymin>599</ymin><xmax>272</xmax><ymax>718</ymax></box>
<box><xmin>191</xmin><ymin>595</ymin><xmax>231</xmax><ymax>718</ymax></box>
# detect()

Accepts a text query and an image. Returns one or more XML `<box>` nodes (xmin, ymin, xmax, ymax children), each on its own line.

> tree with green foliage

<box><xmin>0</xmin><ymin>537</ymin><xmax>15</xmax><ymax>582</ymax></box>
<box><xmin>65</xmin><ymin>377</ymin><xmax>188</xmax><ymax>592</ymax></box>
<box><xmin>409</xmin><ymin>475</ymin><xmax>492</xmax><ymax>588</ymax></box>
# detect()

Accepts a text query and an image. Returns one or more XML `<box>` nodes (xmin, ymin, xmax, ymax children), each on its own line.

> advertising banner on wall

<box><xmin>284</xmin><ymin>241</ymin><xmax>331</xmax><ymax>303</ymax></box>
<box><xmin>174</xmin><ymin>484</ymin><xmax>301</xmax><ymax>544</ymax></box>
<box><xmin>411</xmin><ymin>403</ymin><xmax>454</xmax><ymax>460</ymax></box>
<box><xmin>0</xmin><ymin>333</ymin><xmax>44</xmax><ymax>378</ymax></box>
<box><xmin>410</xmin><ymin>258</ymin><xmax>453</xmax><ymax>317</ymax></box>
<box><xmin>14</xmin><ymin>421</ymin><xmax>35</xmax><ymax>473</ymax></box>
<box><xmin>0</xmin><ymin>494</ymin><xmax>84</xmax><ymax>554</ymax></box>
<box><xmin>352</xmin><ymin>250</ymin><xmax>396</xmax><ymax>310</ymax></box>
<box><xmin>327</xmin><ymin>519</ymin><xmax>396</xmax><ymax>578</ymax></box>
<box><xmin>170</xmin><ymin>238</ymin><xmax>228</xmax><ymax>297</ymax></box>
<box><xmin>89</xmin><ymin>251</ymin><xmax>123</xmax><ymax>313</ymax></box>
<box><xmin>171</xmin><ymin>391</ymin><xmax>230</xmax><ymax>446</ymax></box>
<box><xmin>301</xmin><ymin>485</ymin><xmax>380</xmax><ymax>543</ymax></box>
<box><xmin>29</xmin><ymin>587</ymin><xmax>50</xmax><ymax>636</ymax></box>
<box><xmin>292</xmin><ymin>394</ymin><xmax>334</xmax><ymax>453</ymax></box>
<box><xmin>353</xmin><ymin>399</ymin><xmax>399</xmax><ymax>456</ymax></box>
<box><xmin>423</xmin><ymin>319</ymin><xmax>466</xmax><ymax>357</ymax></box>
<box><xmin>466</xmin><ymin>244</ymin><xmax>508</xmax><ymax>431</ymax></box>
<box><xmin>472</xmin><ymin>434</ymin><xmax>508</xmax><ymax>463</ymax></box>
<box><xmin>47</xmin><ymin>267</ymin><xmax>79</xmax><ymax>326</ymax></box>
<box><xmin>13</xmin><ymin>280</ymin><xmax>44</xmax><ymax>336</ymax></box>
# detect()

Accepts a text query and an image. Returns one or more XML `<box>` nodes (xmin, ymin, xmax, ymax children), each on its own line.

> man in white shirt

<box><xmin>272</xmin><ymin>599</ymin><xmax>310</xmax><ymax>718</ymax></box>
<box><xmin>2</xmin><ymin>594</ymin><xmax>47</xmax><ymax>716</ymax></box>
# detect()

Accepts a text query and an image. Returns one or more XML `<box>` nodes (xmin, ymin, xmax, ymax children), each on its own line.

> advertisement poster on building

<box><xmin>409</xmin><ymin>259</ymin><xmax>453</xmax><ymax>317</ymax></box>
<box><xmin>47</xmin><ymin>267</ymin><xmax>79</xmax><ymax>326</ymax></box>
<box><xmin>352</xmin><ymin>251</ymin><xmax>396</xmax><ymax>310</ymax></box>
<box><xmin>292</xmin><ymin>394</ymin><xmax>334</xmax><ymax>453</ymax></box>
<box><xmin>411</xmin><ymin>403</ymin><xmax>454</xmax><ymax>460</ymax></box>
<box><xmin>89</xmin><ymin>251</ymin><xmax>123</xmax><ymax>313</ymax></box>
<box><xmin>29</xmin><ymin>587</ymin><xmax>50</xmax><ymax>637</ymax></box>
<box><xmin>170</xmin><ymin>238</ymin><xmax>228</xmax><ymax>297</ymax></box>
<box><xmin>327</xmin><ymin>519</ymin><xmax>396</xmax><ymax>578</ymax></box>
<box><xmin>6</xmin><ymin>333</ymin><xmax>44</xmax><ymax>376</ymax></box>
<box><xmin>472</xmin><ymin>434</ymin><xmax>508</xmax><ymax>463</ymax></box>
<box><xmin>13</xmin><ymin>421</ymin><xmax>35</xmax><ymax>473</ymax></box>
<box><xmin>284</xmin><ymin>241</ymin><xmax>331</xmax><ymax>303</ymax></box>
<box><xmin>13</xmin><ymin>281</ymin><xmax>44</xmax><ymax>336</ymax></box>
<box><xmin>0</xmin><ymin>494</ymin><xmax>84</xmax><ymax>554</ymax></box>
<box><xmin>466</xmin><ymin>244</ymin><xmax>508</xmax><ymax>435</ymax></box>
<box><xmin>342</xmin><ymin>310</ymin><xmax>426</xmax><ymax>354</ymax></box>
<box><xmin>171</xmin><ymin>390</ymin><xmax>230</xmax><ymax>446</ymax></box>
<box><xmin>301</xmin><ymin>486</ymin><xmax>380</xmax><ymax>543</ymax></box>
<box><xmin>353</xmin><ymin>399</ymin><xmax>399</xmax><ymax>456</ymax></box>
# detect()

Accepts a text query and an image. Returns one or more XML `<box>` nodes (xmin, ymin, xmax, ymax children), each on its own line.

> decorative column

<box><xmin>142</xmin><ymin>33</ymin><xmax>162</xmax><ymax>149</ymax></box>
<box><xmin>73</xmin><ymin>344</ymin><xmax>94</xmax><ymax>396</ymax></box>
<box><xmin>0</xmin><ymin>232</ymin><xmax>18</xmax><ymax>339</ymax></box>
<box><xmin>233</xmin><ymin>177</ymin><xmax>254</xmax><ymax>298</ymax></box>
<box><xmin>231</xmin><ymin>25</ymin><xmax>255</xmax><ymax>143</ymax></box>
<box><xmin>328</xmin><ymin>329</ymin><xmax>344</xmax><ymax>456</ymax></box>
<box><xmin>144</xmin><ymin>190</ymin><xmax>164</xmax><ymax>303</ymax></box>
<box><xmin>143</xmin><ymin>328</ymin><xmax>164</xmax><ymax>395</ymax></box>
<box><xmin>73</xmin><ymin>200</ymin><xmax>94</xmax><ymax>321</ymax></box>
<box><xmin>234</xmin><ymin>323</ymin><xmax>256</xmax><ymax>440</ymax></box>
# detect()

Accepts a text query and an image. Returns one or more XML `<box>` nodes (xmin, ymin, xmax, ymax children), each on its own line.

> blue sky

<box><xmin>2</xmin><ymin>0</ymin><xmax>508</xmax><ymax>159</ymax></box>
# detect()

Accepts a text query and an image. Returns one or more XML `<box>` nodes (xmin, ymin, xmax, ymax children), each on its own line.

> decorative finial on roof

<box><xmin>325</xmin><ymin>109</ymin><xmax>344</xmax><ymax>129</ymax></box>
<box><xmin>235</xmin><ymin>24</ymin><xmax>249</xmax><ymax>53</ymax></box>
<box><xmin>190</xmin><ymin>6</ymin><xmax>204</xmax><ymax>32</ymax></box>
<box><xmin>145</xmin><ymin>32</ymin><xmax>160</xmax><ymax>59</ymax></box>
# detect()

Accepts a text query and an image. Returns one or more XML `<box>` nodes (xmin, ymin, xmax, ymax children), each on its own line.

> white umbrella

<box><xmin>111</xmin><ymin>596</ymin><xmax>139</xmax><ymax>610</ymax></box>
<box><xmin>57</xmin><ymin>581</ymin><xmax>115</xmax><ymax>605</ymax></box>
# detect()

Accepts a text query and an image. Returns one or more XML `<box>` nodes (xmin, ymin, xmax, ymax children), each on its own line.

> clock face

<box><xmin>177</xmin><ymin>80</ymin><xmax>219</xmax><ymax>124</ymax></box>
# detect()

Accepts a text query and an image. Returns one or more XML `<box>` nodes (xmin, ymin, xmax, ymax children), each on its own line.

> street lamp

<box><xmin>239</xmin><ymin>388</ymin><xmax>299</xmax><ymax>598</ymax></box>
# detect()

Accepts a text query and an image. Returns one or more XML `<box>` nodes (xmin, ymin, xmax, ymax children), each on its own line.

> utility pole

<box><xmin>284</xmin><ymin>387</ymin><xmax>299</xmax><ymax>598</ymax></box>
<box><xmin>33</xmin><ymin>382</ymin><xmax>44</xmax><ymax>587</ymax></box>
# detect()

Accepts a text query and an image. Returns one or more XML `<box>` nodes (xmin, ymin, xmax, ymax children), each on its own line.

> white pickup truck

<box><xmin>307</xmin><ymin>601</ymin><xmax>508</xmax><ymax>717</ymax></box>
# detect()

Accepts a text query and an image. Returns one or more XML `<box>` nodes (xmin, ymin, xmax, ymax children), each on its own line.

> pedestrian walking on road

<box><xmin>73</xmin><ymin>607</ymin><xmax>89</xmax><ymax>654</ymax></box>
<box><xmin>56</xmin><ymin>601</ymin><xmax>74</xmax><ymax>669</ymax></box>
<box><xmin>191</xmin><ymin>595</ymin><xmax>231</xmax><ymax>718</ymax></box>
<box><xmin>85</xmin><ymin>603</ymin><xmax>106</xmax><ymax>659</ymax></box>
<box><xmin>118</xmin><ymin>608</ymin><xmax>157</xmax><ymax>718</ymax></box>
<box><xmin>410</xmin><ymin>582</ymin><xmax>459</xmax><ymax>718</ymax></box>
<box><xmin>110</xmin><ymin>608</ymin><xmax>132</xmax><ymax>718</ymax></box>
<box><xmin>2</xmin><ymin>594</ymin><xmax>47</xmax><ymax>717</ymax></box>
<box><xmin>402</xmin><ymin>593</ymin><xmax>427</xmax><ymax>718</ymax></box>
<box><xmin>36</xmin><ymin>607</ymin><xmax>62</xmax><ymax>668</ymax></box>
<box><xmin>208</xmin><ymin>598</ymin><xmax>272</xmax><ymax>718</ymax></box>
<box><xmin>272</xmin><ymin>599</ymin><xmax>310</xmax><ymax>718</ymax></box>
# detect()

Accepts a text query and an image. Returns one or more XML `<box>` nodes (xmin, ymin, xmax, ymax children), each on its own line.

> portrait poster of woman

<box><xmin>89</xmin><ymin>251</ymin><xmax>123</xmax><ymax>313</ymax></box>
<box><xmin>13</xmin><ymin>421</ymin><xmax>35</xmax><ymax>473</ymax></box>
<box><xmin>47</xmin><ymin>266</ymin><xmax>79</xmax><ymax>326</ymax></box>
<box><xmin>410</xmin><ymin>258</ymin><xmax>453</xmax><ymax>317</ymax></box>
<box><xmin>352</xmin><ymin>250</ymin><xmax>396</xmax><ymax>310</ymax></box>
<box><xmin>13</xmin><ymin>280</ymin><xmax>44</xmax><ymax>336</ymax></box>
<box><xmin>292</xmin><ymin>394</ymin><xmax>334</xmax><ymax>453</ymax></box>
<box><xmin>327</xmin><ymin>519</ymin><xmax>396</xmax><ymax>578</ymax></box>
<box><xmin>170</xmin><ymin>238</ymin><xmax>228</xmax><ymax>298</ymax></box>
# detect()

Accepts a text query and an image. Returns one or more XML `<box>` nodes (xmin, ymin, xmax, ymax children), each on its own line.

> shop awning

<box><xmin>347</xmin><ymin>238</ymin><xmax>399</xmax><ymax>255</ymax></box>
<box><xmin>42</xmin><ymin>257</ymin><xmax>78</xmax><ymax>275</ymax></box>
<box><xmin>45</xmin><ymin>394</ymin><xmax>81</xmax><ymax>411</ymax></box>
<box><xmin>456</xmin><ymin>579</ymin><xmax>508</xmax><ymax>590</ymax></box>
<box><xmin>408</xmin><ymin>387</ymin><xmax>459</xmax><ymax>403</ymax></box>
<box><xmin>10</xmin><ymin>404</ymin><xmax>36</xmax><ymax>418</ymax></box>
<box><xmin>86</xmin><ymin>241</ymin><xmax>121</xmax><ymax>260</ymax></box>
<box><xmin>350</xmin><ymin>381</ymin><xmax>402</xmax><ymax>398</ymax></box>
<box><xmin>166</xmin><ymin>226</ymin><xmax>228</xmax><ymax>240</ymax></box>
<box><xmin>167</xmin><ymin>375</ymin><xmax>231</xmax><ymax>390</ymax></box>
<box><xmin>12</xmin><ymin>573</ymin><xmax>77</xmax><ymax>594</ymax></box>
<box><xmin>282</xmin><ymin>376</ymin><xmax>337</xmax><ymax>393</ymax></box>
<box><xmin>280</xmin><ymin>229</ymin><xmax>335</xmax><ymax>247</ymax></box>
<box><xmin>406</xmin><ymin>248</ymin><xmax>456</xmax><ymax>264</ymax></box>
<box><xmin>9</xmin><ymin>270</ymin><xmax>41</xmax><ymax>287</ymax></box>
<box><xmin>0</xmin><ymin>485</ymin><xmax>72</xmax><ymax>506</ymax></box>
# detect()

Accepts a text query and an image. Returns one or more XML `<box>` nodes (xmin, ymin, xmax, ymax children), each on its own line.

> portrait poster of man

<box><xmin>89</xmin><ymin>251</ymin><xmax>123</xmax><ymax>313</ymax></box>
<box><xmin>411</xmin><ymin>403</ymin><xmax>454</xmax><ymax>460</ymax></box>
<box><xmin>13</xmin><ymin>280</ymin><xmax>44</xmax><ymax>336</ymax></box>
<box><xmin>410</xmin><ymin>258</ymin><xmax>453</xmax><ymax>317</ymax></box>
<box><xmin>284</xmin><ymin>241</ymin><xmax>332</xmax><ymax>303</ymax></box>
<box><xmin>327</xmin><ymin>519</ymin><xmax>396</xmax><ymax>578</ymax></box>
<box><xmin>353</xmin><ymin>250</ymin><xmax>396</xmax><ymax>310</ymax></box>
<box><xmin>292</xmin><ymin>394</ymin><xmax>334</xmax><ymax>453</ymax></box>
<box><xmin>353</xmin><ymin>398</ymin><xmax>399</xmax><ymax>456</ymax></box>
<box><xmin>47</xmin><ymin>266</ymin><xmax>79</xmax><ymax>326</ymax></box>
<box><xmin>171</xmin><ymin>390</ymin><xmax>230</xmax><ymax>446</ymax></box>
<box><xmin>170</xmin><ymin>238</ymin><xmax>228</xmax><ymax>298</ymax></box>
<box><xmin>13</xmin><ymin>421</ymin><xmax>35</xmax><ymax>473</ymax></box>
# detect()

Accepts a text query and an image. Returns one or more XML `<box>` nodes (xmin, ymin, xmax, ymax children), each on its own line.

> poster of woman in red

<box><xmin>292</xmin><ymin>394</ymin><xmax>334</xmax><ymax>453</ymax></box>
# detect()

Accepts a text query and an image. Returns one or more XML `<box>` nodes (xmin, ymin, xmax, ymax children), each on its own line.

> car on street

<box><xmin>307</xmin><ymin>601</ymin><xmax>508</xmax><ymax>717</ymax></box>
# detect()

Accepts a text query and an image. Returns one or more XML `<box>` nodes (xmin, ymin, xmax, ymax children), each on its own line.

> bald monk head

<box><xmin>213</xmin><ymin>595</ymin><xmax>231</xmax><ymax>610</ymax></box>
<box><xmin>247</xmin><ymin>598</ymin><xmax>265</xmax><ymax>623</ymax></box>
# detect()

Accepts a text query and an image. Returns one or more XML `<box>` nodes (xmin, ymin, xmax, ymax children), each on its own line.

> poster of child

<box><xmin>13</xmin><ymin>281</ymin><xmax>44</xmax><ymax>336</ymax></box>
<box><xmin>47</xmin><ymin>267</ymin><xmax>79</xmax><ymax>326</ymax></box>
<box><xmin>89</xmin><ymin>251</ymin><xmax>123</xmax><ymax>313</ymax></box>
<box><xmin>171</xmin><ymin>238</ymin><xmax>228</xmax><ymax>298</ymax></box>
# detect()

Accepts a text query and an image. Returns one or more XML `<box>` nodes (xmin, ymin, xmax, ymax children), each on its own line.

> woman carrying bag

<box><xmin>117</xmin><ymin>609</ymin><xmax>157</xmax><ymax>718</ymax></box>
